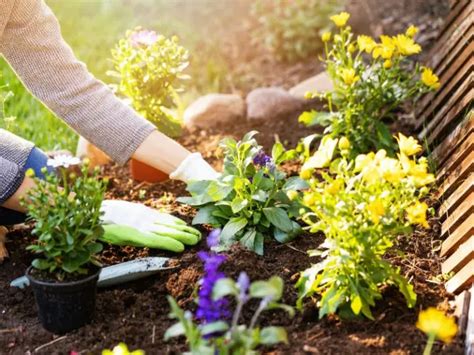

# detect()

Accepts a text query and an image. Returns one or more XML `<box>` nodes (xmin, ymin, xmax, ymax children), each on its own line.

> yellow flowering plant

<box><xmin>296</xmin><ymin>134</ymin><xmax>434</xmax><ymax>319</ymax></box>
<box><xmin>417</xmin><ymin>307</ymin><xmax>458</xmax><ymax>354</ymax></box>
<box><xmin>299</xmin><ymin>12</ymin><xmax>440</xmax><ymax>156</ymax></box>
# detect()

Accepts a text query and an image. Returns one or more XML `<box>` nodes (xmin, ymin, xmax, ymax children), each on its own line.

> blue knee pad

<box><xmin>0</xmin><ymin>147</ymin><xmax>52</xmax><ymax>225</ymax></box>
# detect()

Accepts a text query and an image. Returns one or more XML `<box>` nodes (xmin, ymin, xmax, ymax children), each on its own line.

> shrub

<box><xmin>296</xmin><ymin>134</ymin><xmax>434</xmax><ymax>319</ymax></box>
<box><xmin>251</xmin><ymin>0</ymin><xmax>345</xmax><ymax>62</ymax></box>
<box><xmin>165</xmin><ymin>231</ymin><xmax>293</xmax><ymax>354</ymax></box>
<box><xmin>299</xmin><ymin>13</ymin><xmax>440</xmax><ymax>156</ymax></box>
<box><xmin>178</xmin><ymin>131</ymin><xmax>307</xmax><ymax>255</ymax></box>
<box><xmin>24</xmin><ymin>157</ymin><xmax>107</xmax><ymax>280</ymax></box>
<box><xmin>110</xmin><ymin>28</ymin><xmax>190</xmax><ymax>137</ymax></box>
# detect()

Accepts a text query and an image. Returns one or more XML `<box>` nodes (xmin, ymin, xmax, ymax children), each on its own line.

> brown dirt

<box><xmin>0</xmin><ymin>110</ymin><xmax>464</xmax><ymax>354</ymax></box>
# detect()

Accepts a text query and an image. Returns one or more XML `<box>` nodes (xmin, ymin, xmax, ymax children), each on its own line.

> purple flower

<box><xmin>207</xmin><ymin>229</ymin><xmax>221</xmax><ymax>248</ymax></box>
<box><xmin>196</xmin><ymin>251</ymin><xmax>230</xmax><ymax>324</ymax></box>
<box><xmin>253</xmin><ymin>150</ymin><xmax>273</xmax><ymax>168</ymax></box>
<box><xmin>237</xmin><ymin>272</ymin><xmax>250</xmax><ymax>301</ymax></box>
<box><xmin>130</xmin><ymin>30</ymin><xmax>158</xmax><ymax>47</ymax></box>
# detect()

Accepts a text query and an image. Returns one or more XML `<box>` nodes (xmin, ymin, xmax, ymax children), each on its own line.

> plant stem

<box><xmin>230</xmin><ymin>298</ymin><xmax>244</xmax><ymax>334</ymax></box>
<box><xmin>423</xmin><ymin>333</ymin><xmax>436</xmax><ymax>355</ymax></box>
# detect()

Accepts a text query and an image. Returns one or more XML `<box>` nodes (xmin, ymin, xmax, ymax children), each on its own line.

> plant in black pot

<box><xmin>23</xmin><ymin>156</ymin><xmax>107</xmax><ymax>334</ymax></box>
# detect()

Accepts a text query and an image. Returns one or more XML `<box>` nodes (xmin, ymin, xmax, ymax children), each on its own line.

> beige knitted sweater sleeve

<box><xmin>0</xmin><ymin>0</ymin><xmax>157</xmax><ymax>165</ymax></box>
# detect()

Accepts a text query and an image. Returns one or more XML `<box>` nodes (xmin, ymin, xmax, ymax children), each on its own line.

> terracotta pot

<box><xmin>130</xmin><ymin>159</ymin><xmax>168</xmax><ymax>183</ymax></box>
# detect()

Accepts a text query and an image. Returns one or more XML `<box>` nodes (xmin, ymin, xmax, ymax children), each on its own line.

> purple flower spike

<box><xmin>196</xmin><ymin>251</ymin><xmax>230</xmax><ymax>324</ymax></box>
<box><xmin>207</xmin><ymin>229</ymin><xmax>221</xmax><ymax>248</ymax></box>
<box><xmin>253</xmin><ymin>150</ymin><xmax>273</xmax><ymax>168</ymax></box>
<box><xmin>130</xmin><ymin>30</ymin><xmax>158</xmax><ymax>47</ymax></box>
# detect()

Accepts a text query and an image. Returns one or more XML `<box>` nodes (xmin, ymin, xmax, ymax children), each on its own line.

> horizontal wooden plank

<box><xmin>436</xmin><ymin>131</ymin><xmax>474</xmax><ymax>182</ymax></box>
<box><xmin>417</xmin><ymin>39</ymin><xmax>473</xmax><ymax>119</ymax></box>
<box><xmin>441</xmin><ymin>214</ymin><xmax>474</xmax><ymax>257</ymax></box>
<box><xmin>442</xmin><ymin>237</ymin><xmax>473</xmax><ymax>274</ymax></box>
<box><xmin>430</xmin><ymin>115</ymin><xmax>474</xmax><ymax>167</ymax></box>
<box><xmin>441</xmin><ymin>191</ymin><xmax>474</xmax><ymax>235</ymax></box>
<box><xmin>417</xmin><ymin>59</ymin><xmax>472</xmax><ymax>130</ymax></box>
<box><xmin>445</xmin><ymin>258</ymin><xmax>474</xmax><ymax>294</ymax></box>
<box><xmin>437</xmin><ymin>150</ymin><xmax>474</xmax><ymax>198</ymax></box>
<box><xmin>420</xmin><ymin>83</ymin><xmax>473</xmax><ymax>145</ymax></box>
<box><xmin>434</xmin><ymin>24</ymin><xmax>473</xmax><ymax>76</ymax></box>
<box><xmin>439</xmin><ymin>177</ymin><xmax>474</xmax><ymax>216</ymax></box>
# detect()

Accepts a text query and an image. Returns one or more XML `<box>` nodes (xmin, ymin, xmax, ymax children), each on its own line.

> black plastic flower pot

<box><xmin>26</xmin><ymin>265</ymin><xmax>101</xmax><ymax>334</ymax></box>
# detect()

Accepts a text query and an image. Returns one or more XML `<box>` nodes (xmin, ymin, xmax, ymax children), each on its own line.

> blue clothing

<box><xmin>0</xmin><ymin>147</ymin><xmax>51</xmax><ymax>225</ymax></box>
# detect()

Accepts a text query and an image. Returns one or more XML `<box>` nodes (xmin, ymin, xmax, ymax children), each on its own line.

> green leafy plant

<box><xmin>178</xmin><ymin>131</ymin><xmax>307</xmax><ymax>255</ymax></box>
<box><xmin>296</xmin><ymin>133</ymin><xmax>434</xmax><ymax>319</ymax></box>
<box><xmin>0</xmin><ymin>73</ymin><xmax>15</xmax><ymax>129</ymax></box>
<box><xmin>24</xmin><ymin>157</ymin><xmax>107</xmax><ymax>280</ymax></box>
<box><xmin>166</xmin><ymin>269</ymin><xmax>293</xmax><ymax>354</ymax></box>
<box><xmin>251</xmin><ymin>0</ymin><xmax>345</xmax><ymax>62</ymax></box>
<box><xmin>300</xmin><ymin>13</ymin><xmax>440</xmax><ymax>156</ymax></box>
<box><xmin>109</xmin><ymin>28</ymin><xmax>190</xmax><ymax>137</ymax></box>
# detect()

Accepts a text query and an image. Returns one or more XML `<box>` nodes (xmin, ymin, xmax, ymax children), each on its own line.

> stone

<box><xmin>183</xmin><ymin>94</ymin><xmax>245</xmax><ymax>129</ymax></box>
<box><xmin>289</xmin><ymin>71</ymin><xmax>334</xmax><ymax>99</ymax></box>
<box><xmin>246</xmin><ymin>87</ymin><xmax>304</xmax><ymax>121</ymax></box>
<box><xmin>76</xmin><ymin>136</ymin><xmax>111</xmax><ymax>167</ymax></box>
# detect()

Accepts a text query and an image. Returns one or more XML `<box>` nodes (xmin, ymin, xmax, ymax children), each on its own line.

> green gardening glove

<box><xmin>100</xmin><ymin>200</ymin><xmax>201</xmax><ymax>252</ymax></box>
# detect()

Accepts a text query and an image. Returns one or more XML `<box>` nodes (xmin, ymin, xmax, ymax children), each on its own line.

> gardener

<box><xmin>0</xmin><ymin>0</ymin><xmax>218</xmax><ymax>225</ymax></box>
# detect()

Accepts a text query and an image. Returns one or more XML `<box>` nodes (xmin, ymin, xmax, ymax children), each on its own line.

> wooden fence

<box><xmin>415</xmin><ymin>0</ymin><xmax>473</xmax><ymax>352</ymax></box>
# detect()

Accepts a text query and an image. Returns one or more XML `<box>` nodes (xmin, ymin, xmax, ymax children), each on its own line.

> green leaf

<box><xmin>164</xmin><ymin>322</ymin><xmax>185</xmax><ymax>340</ymax></box>
<box><xmin>231</xmin><ymin>197</ymin><xmax>248</xmax><ymax>213</ymax></box>
<box><xmin>271</xmin><ymin>142</ymin><xmax>285</xmax><ymax>163</ymax></box>
<box><xmin>193</xmin><ymin>205</ymin><xmax>221</xmax><ymax>225</ymax></box>
<box><xmin>283</xmin><ymin>176</ymin><xmax>309</xmax><ymax>191</ymax></box>
<box><xmin>259</xmin><ymin>326</ymin><xmax>288</xmax><ymax>345</ymax></box>
<box><xmin>263</xmin><ymin>207</ymin><xmax>293</xmax><ymax>233</ymax></box>
<box><xmin>201</xmin><ymin>321</ymin><xmax>229</xmax><ymax>336</ymax></box>
<box><xmin>298</xmin><ymin>110</ymin><xmax>332</xmax><ymax>127</ymax></box>
<box><xmin>350</xmin><ymin>295</ymin><xmax>362</xmax><ymax>315</ymax></box>
<box><xmin>250</xmin><ymin>276</ymin><xmax>284</xmax><ymax>300</ymax></box>
<box><xmin>254</xmin><ymin>232</ymin><xmax>264</xmax><ymax>256</ymax></box>
<box><xmin>220</xmin><ymin>217</ymin><xmax>248</xmax><ymax>244</ymax></box>
<box><xmin>240</xmin><ymin>229</ymin><xmax>257</xmax><ymax>251</ymax></box>
<box><xmin>32</xmin><ymin>258</ymin><xmax>50</xmax><ymax>270</ymax></box>
<box><xmin>213</xmin><ymin>278</ymin><xmax>238</xmax><ymax>299</ymax></box>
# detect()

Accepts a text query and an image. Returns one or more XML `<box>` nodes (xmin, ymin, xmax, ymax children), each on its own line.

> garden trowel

<box><xmin>10</xmin><ymin>257</ymin><xmax>176</xmax><ymax>289</ymax></box>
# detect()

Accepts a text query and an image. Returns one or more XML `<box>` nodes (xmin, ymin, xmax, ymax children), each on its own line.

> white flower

<box><xmin>47</xmin><ymin>155</ymin><xmax>81</xmax><ymax>169</ymax></box>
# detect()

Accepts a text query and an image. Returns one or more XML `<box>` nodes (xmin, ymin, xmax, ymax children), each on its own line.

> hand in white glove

<box><xmin>100</xmin><ymin>200</ymin><xmax>201</xmax><ymax>248</ymax></box>
<box><xmin>169</xmin><ymin>153</ymin><xmax>219</xmax><ymax>182</ymax></box>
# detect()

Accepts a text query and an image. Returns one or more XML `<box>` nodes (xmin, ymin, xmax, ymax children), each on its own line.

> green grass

<box><xmin>0</xmin><ymin>0</ymin><xmax>239</xmax><ymax>152</ymax></box>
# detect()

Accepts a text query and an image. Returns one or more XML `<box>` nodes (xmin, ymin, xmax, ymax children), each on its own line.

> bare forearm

<box><xmin>132</xmin><ymin>130</ymin><xmax>191</xmax><ymax>174</ymax></box>
<box><xmin>2</xmin><ymin>176</ymin><xmax>36</xmax><ymax>213</ymax></box>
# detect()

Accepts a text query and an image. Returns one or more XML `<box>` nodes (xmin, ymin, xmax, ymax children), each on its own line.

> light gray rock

<box><xmin>184</xmin><ymin>94</ymin><xmax>245</xmax><ymax>129</ymax></box>
<box><xmin>289</xmin><ymin>71</ymin><xmax>334</xmax><ymax>99</ymax></box>
<box><xmin>246</xmin><ymin>87</ymin><xmax>304</xmax><ymax>121</ymax></box>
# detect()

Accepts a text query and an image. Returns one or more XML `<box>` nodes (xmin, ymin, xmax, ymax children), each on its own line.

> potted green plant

<box><xmin>23</xmin><ymin>156</ymin><xmax>107</xmax><ymax>334</ymax></box>
<box><xmin>109</xmin><ymin>28</ymin><xmax>189</xmax><ymax>182</ymax></box>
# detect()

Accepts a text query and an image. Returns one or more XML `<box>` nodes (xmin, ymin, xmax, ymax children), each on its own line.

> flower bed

<box><xmin>0</xmin><ymin>112</ymin><xmax>464</xmax><ymax>354</ymax></box>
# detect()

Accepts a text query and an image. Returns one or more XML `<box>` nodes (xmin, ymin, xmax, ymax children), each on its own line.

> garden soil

<box><xmin>0</xmin><ymin>111</ymin><xmax>464</xmax><ymax>354</ymax></box>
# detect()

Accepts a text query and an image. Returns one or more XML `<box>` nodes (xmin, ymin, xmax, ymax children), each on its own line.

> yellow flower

<box><xmin>325</xmin><ymin>180</ymin><xmax>343</xmax><ymax>195</ymax></box>
<box><xmin>367</xmin><ymin>199</ymin><xmax>385</xmax><ymax>224</ymax></box>
<box><xmin>330</xmin><ymin>12</ymin><xmax>350</xmax><ymax>27</ymax></box>
<box><xmin>383</xmin><ymin>59</ymin><xmax>392</xmax><ymax>68</ymax></box>
<box><xmin>354</xmin><ymin>153</ymin><xmax>374</xmax><ymax>172</ymax></box>
<box><xmin>300</xmin><ymin>169</ymin><xmax>313</xmax><ymax>180</ymax></box>
<box><xmin>287</xmin><ymin>190</ymin><xmax>298</xmax><ymax>201</ymax></box>
<box><xmin>322</xmin><ymin>31</ymin><xmax>331</xmax><ymax>42</ymax></box>
<box><xmin>348</xmin><ymin>43</ymin><xmax>356</xmax><ymax>53</ymax></box>
<box><xmin>340</xmin><ymin>68</ymin><xmax>360</xmax><ymax>86</ymax></box>
<box><xmin>396</xmin><ymin>133</ymin><xmax>422</xmax><ymax>156</ymax></box>
<box><xmin>417</xmin><ymin>308</ymin><xmax>458</xmax><ymax>344</ymax></box>
<box><xmin>102</xmin><ymin>343</ymin><xmax>145</xmax><ymax>355</ymax></box>
<box><xmin>303</xmin><ymin>136</ymin><xmax>338</xmax><ymax>169</ymax></box>
<box><xmin>334</xmin><ymin>34</ymin><xmax>343</xmax><ymax>42</ymax></box>
<box><xmin>357</xmin><ymin>35</ymin><xmax>376</xmax><ymax>53</ymax></box>
<box><xmin>379</xmin><ymin>157</ymin><xmax>405</xmax><ymax>183</ymax></box>
<box><xmin>393</xmin><ymin>34</ymin><xmax>421</xmax><ymax>56</ymax></box>
<box><xmin>398</xmin><ymin>153</ymin><xmax>435</xmax><ymax>187</ymax></box>
<box><xmin>406</xmin><ymin>25</ymin><xmax>419</xmax><ymax>37</ymax></box>
<box><xmin>372</xmin><ymin>36</ymin><xmax>395</xmax><ymax>59</ymax></box>
<box><xmin>338</xmin><ymin>136</ymin><xmax>351</xmax><ymax>150</ymax></box>
<box><xmin>406</xmin><ymin>201</ymin><xmax>429</xmax><ymax>228</ymax></box>
<box><xmin>303</xmin><ymin>192</ymin><xmax>317</xmax><ymax>206</ymax></box>
<box><xmin>25</xmin><ymin>168</ymin><xmax>36</xmax><ymax>178</ymax></box>
<box><xmin>421</xmin><ymin>67</ymin><xmax>440</xmax><ymax>89</ymax></box>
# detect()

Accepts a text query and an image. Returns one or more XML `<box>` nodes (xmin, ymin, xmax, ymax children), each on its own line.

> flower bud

<box><xmin>321</xmin><ymin>32</ymin><xmax>331</xmax><ymax>42</ymax></box>
<box><xmin>338</xmin><ymin>136</ymin><xmax>350</xmax><ymax>150</ymax></box>
<box><xmin>286</xmin><ymin>190</ymin><xmax>298</xmax><ymax>201</ymax></box>
<box><xmin>25</xmin><ymin>168</ymin><xmax>35</xmax><ymax>178</ymax></box>
<box><xmin>299</xmin><ymin>169</ymin><xmax>313</xmax><ymax>180</ymax></box>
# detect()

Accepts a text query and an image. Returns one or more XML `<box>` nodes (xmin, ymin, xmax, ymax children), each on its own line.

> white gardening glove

<box><xmin>100</xmin><ymin>200</ymin><xmax>201</xmax><ymax>246</ymax></box>
<box><xmin>169</xmin><ymin>152</ymin><xmax>219</xmax><ymax>182</ymax></box>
